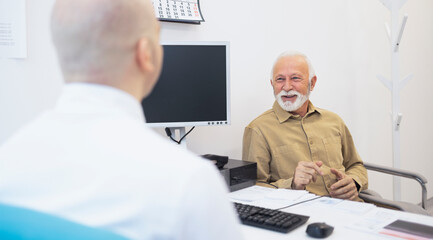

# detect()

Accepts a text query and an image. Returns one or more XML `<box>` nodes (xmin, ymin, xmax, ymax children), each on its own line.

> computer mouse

<box><xmin>306</xmin><ymin>222</ymin><xmax>334</xmax><ymax>238</ymax></box>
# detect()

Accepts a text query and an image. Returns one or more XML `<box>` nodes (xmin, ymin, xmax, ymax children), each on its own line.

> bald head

<box><xmin>51</xmin><ymin>0</ymin><xmax>158</xmax><ymax>83</ymax></box>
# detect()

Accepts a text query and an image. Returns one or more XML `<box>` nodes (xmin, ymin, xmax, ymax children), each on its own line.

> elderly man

<box><xmin>243</xmin><ymin>51</ymin><xmax>368</xmax><ymax>201</ymax></box>
<box><xmin>0</xmin><ymin>0</ymin><xmax>242</xmax><ymax>239</ymax></box>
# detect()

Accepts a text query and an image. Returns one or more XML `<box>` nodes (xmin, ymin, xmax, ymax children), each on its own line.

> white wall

<box><xmin>1</xmin><ymin>0</ymin><xmax>432</xmax><ymax>204</ymax></box>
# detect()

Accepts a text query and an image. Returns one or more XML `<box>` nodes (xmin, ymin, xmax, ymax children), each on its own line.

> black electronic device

<box><xmin>234</xmin><ymin>202</ymin><xmax>310</xmax><ymax>233</ymax></box>
<box><xmin>306</xmin><ymin>222</ymin><xmax>334</xmax><ymax>238</ymax></box>
<box><xmin>201</xmin><ymin>154</ymin><xmax>228</xmax><ymax>169</ymax></box>
<box><xmin>218</xmin><ymin>159</ymin><xmax>257</xmax><ymax>192</ymax></box>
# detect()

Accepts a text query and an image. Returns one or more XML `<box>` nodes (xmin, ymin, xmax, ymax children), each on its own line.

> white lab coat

<box><xmin>0</xmin><ymin>83</ymin><xmax>243</xmax><ymax>240</ymax></box>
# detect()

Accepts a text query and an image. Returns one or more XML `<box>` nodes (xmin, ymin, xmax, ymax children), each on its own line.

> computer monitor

<box><xmin>141</xmin><ymin>41</ymin><xmax>230</xmax><ymax>128</ymax></box>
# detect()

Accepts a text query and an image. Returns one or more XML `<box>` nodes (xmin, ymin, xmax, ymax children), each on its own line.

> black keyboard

<box><xmin>234</xmin><ymin>202</ymin><xmax>309</xmax><ymax>233</ymax></box>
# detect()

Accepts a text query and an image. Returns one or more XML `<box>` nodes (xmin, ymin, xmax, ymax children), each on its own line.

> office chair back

<box><xmin>0</xmin><ymin>203</ymin><xmax>129</xmax><ymax>240</ymax></box>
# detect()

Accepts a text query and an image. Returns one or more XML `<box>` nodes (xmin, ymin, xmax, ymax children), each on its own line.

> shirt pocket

<box><xmin>322</xmin><ymin>135</ymin><xmax>344</xmax><ymax>169</ymax></box>
<box><xmin>271</xmin><ymin>144</ymin><xmax>301</xmax><ymax>179</ymax></box>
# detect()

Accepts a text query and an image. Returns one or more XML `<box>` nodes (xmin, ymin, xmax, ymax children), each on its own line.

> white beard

<box><xmin>275</xmin><ymin>89</ymin><xmax>310</xmax><ymax>112</ymax></box>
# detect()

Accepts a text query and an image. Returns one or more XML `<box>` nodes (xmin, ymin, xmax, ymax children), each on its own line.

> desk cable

<box><xmin>256</xmin><ymin>180</ymin><xmax>278</xmax><ymax>189</ymax></box>
<box><xmin>165</xmin><ymin>127</ymin><xmax>195</xmax><ymax>144</ymax></box>
<box><xmin>256</xmin><ymin>180</ymin><xmax>324</xmax><ymax>210</ymax></box>
<box><xmin>276</xmin><ymin>196</ymin><xmax>323</xmax><ymax>211</ymax></box>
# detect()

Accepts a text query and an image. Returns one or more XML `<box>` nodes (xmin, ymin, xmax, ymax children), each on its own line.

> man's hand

<box><xmin>330</xmin><ymin>168</ymin><xmax>358</xmax><ymax>200</ymax></box>
<box><xmin>291</xmin><ymin>161</ymin><xmax>324</xmax><ymax>190</ymax></box>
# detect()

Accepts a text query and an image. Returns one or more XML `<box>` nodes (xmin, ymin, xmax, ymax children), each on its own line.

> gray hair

<box><xmin>270</xmin><ymin>51</ymin><xmax>316</xmax><ymax>82</ymax></box>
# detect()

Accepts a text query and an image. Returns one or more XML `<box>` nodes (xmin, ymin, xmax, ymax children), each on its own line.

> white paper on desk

<box><xmin>229</xmin><ymin>185</ymin><xmax>275</xmax><ymax>202</ymax></box>
<box><xmin>345</xmin><ymin>208</ymin><xmax>398</xmax><ymax>233</ymax></box>
<box><xmin>312</xmin><ymin>197</ymin><xmax>375</xmax><ymax>215</ymax></box>
<box><xmin>266</xmin><ymin>189</ymin><xmax>308</xmax><ymax>201</ymax></box>
<box><xmin>253</xmin><ymin>193</ymin><xmax>318</xmax><ymax>210</ymax></box>
<box><xmin>334</xmin><ymin>200</ymin><xmax>376</xmax><ymax>215</ymax></box>
<box><xmin>0</xmin><ymin>0</ymin><xmax>27</xmax><ymax>59</ymax></box>
<box><xmin>229</xmin><ymin>186</ymin><xmax>314</xmax><ymax>209</ymax></box>
<box><xmin>312</xmin><ymin>196</ymin><xmax>343</xmax><ymax>206</ymax></box>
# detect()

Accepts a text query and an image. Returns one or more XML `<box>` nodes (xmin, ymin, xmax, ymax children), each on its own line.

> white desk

<box><xmin>230</xmin><ymin>186</ymin><xmax>433</xmax><ymax>240</ymax></box>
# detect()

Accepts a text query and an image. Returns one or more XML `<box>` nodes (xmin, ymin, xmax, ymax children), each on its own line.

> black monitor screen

<box><xmin>141</xmin><ymin>42</ymin><xmax>230</xmax><ymax>127</ymax></box>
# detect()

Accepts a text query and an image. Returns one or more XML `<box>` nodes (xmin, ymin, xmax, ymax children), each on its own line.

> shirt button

<box><xmin>309</xmin><ymin>141</ymin><xmax>313</xmax><ymax>145</ymax></box>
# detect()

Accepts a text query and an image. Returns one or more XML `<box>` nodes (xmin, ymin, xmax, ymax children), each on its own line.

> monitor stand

<box><xmin>169</xmin><ymin>127</ymin><xmax>187</xmax><ymax>148</ymax></box>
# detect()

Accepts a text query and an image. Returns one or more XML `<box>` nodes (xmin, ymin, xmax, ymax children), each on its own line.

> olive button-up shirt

<box><xmin>242</xmin><ymin>101</ymin><xmax>368</xmax><ymax>198</ymax></box>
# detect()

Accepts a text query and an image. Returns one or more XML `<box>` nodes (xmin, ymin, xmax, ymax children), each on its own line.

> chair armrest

<box><xmin>364</xmin><ymin>162</ymin><xmax>427</xmax><ymax>184</ymax></box>
<box><xmin>359</xmin><ymin>192</ymin><xmax>431</xmax><ymax>216</ymax></box>
<box><xmin>363</xmin><ymin>162</ymin><xmax>428</xmax><ymax>209</ymax></box>
<box><xmin>360</xmin><ymin>189</ymin><xmax>382</xmax><ymax>198</ymax></box>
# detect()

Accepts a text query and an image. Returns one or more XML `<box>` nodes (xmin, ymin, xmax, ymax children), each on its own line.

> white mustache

<box><xmin>278</xmin><ymin>90</ymin><xmax>301</xmax><ymax>98</ymax></box>
<box><xmin>275</xmin><ymin>89</ymin><xmax>309</xmax><ymax>112</ymax></box>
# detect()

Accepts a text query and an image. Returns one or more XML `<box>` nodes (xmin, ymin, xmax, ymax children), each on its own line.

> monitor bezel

<box><xmin>144</xmin><ymin>41</ymin><xmax>231</xmax><ymax>128</ymax></box>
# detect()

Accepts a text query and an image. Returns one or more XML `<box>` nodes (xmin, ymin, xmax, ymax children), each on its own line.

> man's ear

<box><xmin>136</xmin><ymin>38</ymin><xmax>155</xmax><ymax>73</ymax></box>
<box><xmin>310</xmin><ymin>76</ymin><xmax>317</xmax><ymax>91</ymax></box>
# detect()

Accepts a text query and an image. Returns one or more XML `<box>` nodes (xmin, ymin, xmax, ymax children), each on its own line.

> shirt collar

<box><xmin>56</xmin><ymin>82</ymin><xmax>145</xmax><ymax>122</ymax></box>
<box><xmin>272</xmin><ymin>100</ymin><xmax>321</xmax><ymax>123</ymax></box>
